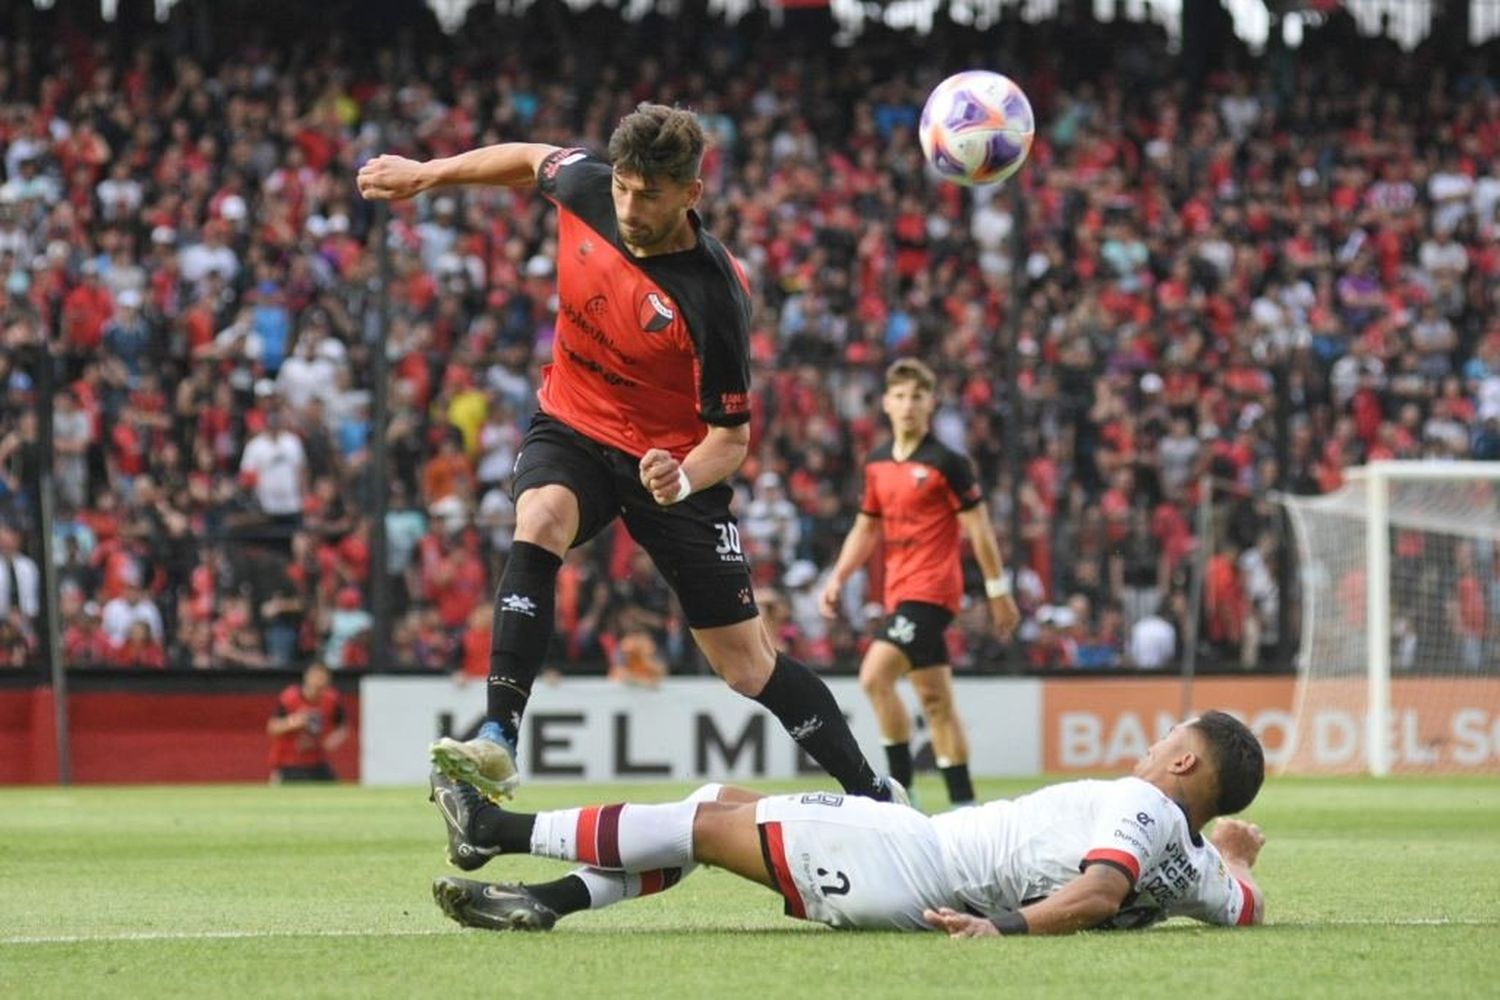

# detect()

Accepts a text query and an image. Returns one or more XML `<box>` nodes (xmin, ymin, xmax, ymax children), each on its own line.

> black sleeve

<box><xmin>331</xmin><ymin>702</ymin><xmax>346</xmax><ymax>727</ymax></box>
<box><xmin>940</xmin><ymin>447</ymin><xmax>984</xmax><ymax>511</ymax></box>
<box><xmin>536</xmin><ymin>148</ymin><xmax>615</xmax><ymax>226</ymax></box>
<box><xmin>686</xmin><ymin>241</ymin><xmax>752</xmax><ymax>427</ymax></box>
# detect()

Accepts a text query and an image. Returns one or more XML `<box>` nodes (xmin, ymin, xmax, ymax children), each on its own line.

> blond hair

<box><xmin>885</xmin><ymin>358</ymin><xmax>937</xmax><ymax>393</ymax></box>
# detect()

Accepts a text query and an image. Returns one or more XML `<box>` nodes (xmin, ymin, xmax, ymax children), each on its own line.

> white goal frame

<box><xmin>1290</xmin><ymin>461</ymin><xmax>1500</xmax><ymax>776</ymax></box>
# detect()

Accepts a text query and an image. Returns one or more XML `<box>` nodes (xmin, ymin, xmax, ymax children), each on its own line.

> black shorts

<box><xmin>876</xmin><ymin>601</ymin><xmax>954</xmax><ymax>669</ymax></box>
<box><xmin>512</xmin><ymin>412</ymin><xmax>758</xmax><ymax>630</ymax></box>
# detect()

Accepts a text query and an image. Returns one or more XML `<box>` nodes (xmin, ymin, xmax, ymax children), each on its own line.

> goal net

<box><xmin>1277</xmin><ymin>462</ymin><xmax>1500</xmax><ymax>775</ymax></box>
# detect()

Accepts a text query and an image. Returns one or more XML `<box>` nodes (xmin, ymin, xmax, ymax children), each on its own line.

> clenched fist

<box><xmin>1209</xmin><ymin>817</ymin><xmax>1266</xmax><ymax>866</ymax></box>
<box><xmin>356</xmin><ymin>155</ymin><xmax>431</xmax><ymax>201</ymax></box>
<box><xmin>639</xmin><ymin>449</ymin><xmax>690</xmax><ymax>506</ymax></box>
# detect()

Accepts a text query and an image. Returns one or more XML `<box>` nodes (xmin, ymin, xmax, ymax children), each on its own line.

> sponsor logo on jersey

<box><xmin>720</xmin><ymin>391</ymin><xmax>749</xmax><ymax>414</ymax></box>
<box><xmin>543</xmin><ymin>148</ymin><xmax>587</xmax><ymax>180</ymax></box>
<box><xmin>638</xmin><ymin>291</ymin><xmax>675</xmax><ymax>333</ymax></box>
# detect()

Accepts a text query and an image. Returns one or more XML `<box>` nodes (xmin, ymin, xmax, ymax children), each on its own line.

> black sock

<box><xmin>753</xmin><ymin>652</ymin><xmax>884</xmax><ymax>799</ymax></box>
<box><xmin>471</xmin><ymin>804</ymin><xmax>536</xmax><ymax>854</ymax></box>
<box><xmin>883</xmin><ymin>742</ymin><xmax>913</xmax><ymax>791</ymax></box>
<box><xmin>487</xmin><ymin>541</ymin><xmax>563</xmax><ymax>746</ymax></box>
<box><xmin>941</xmin><ymin>763</ymin><xmax>975</xmax><ymax>806</ymax></box>
<box><xmin>524</xmin><ymin>874</ymin><xmax>593</xmax><ymax>916</ymax></box>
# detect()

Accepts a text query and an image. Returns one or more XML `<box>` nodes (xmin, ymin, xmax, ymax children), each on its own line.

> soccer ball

<box><xmin>918</xmin><ymin>71</ymin><xmax>1035</xmax><ymax>187</ymax></box>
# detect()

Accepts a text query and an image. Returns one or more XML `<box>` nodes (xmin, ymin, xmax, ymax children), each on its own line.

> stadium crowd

<box><xmin>1</xmin><ymin>4</ymin><xmax>1498</xmax><ymax>675</ymax></box>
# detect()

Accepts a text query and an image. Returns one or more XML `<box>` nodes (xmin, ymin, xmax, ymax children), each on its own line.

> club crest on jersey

<box><xmin>638</xmin><ymin>291</ymin><xmax>675</xmax><ymax>333</ymax></box>
<box><xmin>911</xmin><ymin>467</ymin><xmax>930</xmax><ymax>484</ymax></box>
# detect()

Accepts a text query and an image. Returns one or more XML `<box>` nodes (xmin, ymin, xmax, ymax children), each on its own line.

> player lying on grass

<box><xmin>428</xmin><ymin>711</ymin><xmax>1266</xmax><ymax>936</ymax></box>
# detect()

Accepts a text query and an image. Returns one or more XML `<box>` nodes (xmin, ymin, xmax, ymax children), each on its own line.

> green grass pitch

<box><xmin>2</xmin><ymin>775</ymin><xmax>1497</xmax><ymax>998</ymax></box>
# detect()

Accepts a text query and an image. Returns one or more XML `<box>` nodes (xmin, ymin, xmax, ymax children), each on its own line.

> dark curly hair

<box><xmin>1190</xmin><ymin>710</ymin><xmax>1265</xmax><ymax>816</ymax></box>
<box><xmin>607</xmin><ymin>103</ymin><xmax>705</xmax><ymax>185</ymax></box>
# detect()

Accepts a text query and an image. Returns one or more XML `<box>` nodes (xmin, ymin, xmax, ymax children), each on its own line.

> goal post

<box><xmin>1277</xmin><ymin>461</ymin><xmax>1500</xmax><ymax>776</ymax></box>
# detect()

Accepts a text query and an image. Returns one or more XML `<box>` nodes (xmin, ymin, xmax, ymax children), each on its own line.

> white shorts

<box><xmin>754</xmin><ymin>793</ymin><xmax>954</xmax><ymax>930</ymax></box>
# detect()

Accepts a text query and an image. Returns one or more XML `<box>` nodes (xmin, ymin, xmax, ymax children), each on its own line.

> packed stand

<box><xmin>1</xmin><ymin>5</ymin><xmax>1498</xmax><ymax>675</ymax></box>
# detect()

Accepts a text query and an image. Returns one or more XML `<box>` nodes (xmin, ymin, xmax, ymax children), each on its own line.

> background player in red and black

<box><xmin>267</xmin><ymin>662</ymin><xmax>348</xmax><ymax>783</ymax></box>
<box><xmin>358</xmin><ymin>105</ymin><xmax>896</xmax><ymax>809</ymax></box>
<box><xmin>820</xmin><ymin>360</ymin><xmax>1021</xmax><ymax>806</ymax></box>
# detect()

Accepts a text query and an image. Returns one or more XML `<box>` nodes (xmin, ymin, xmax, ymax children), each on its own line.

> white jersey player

<box><xmin>427</xmin><ymin>711</ymin><xmax>1267</xmax><ymax>937</ymax></box>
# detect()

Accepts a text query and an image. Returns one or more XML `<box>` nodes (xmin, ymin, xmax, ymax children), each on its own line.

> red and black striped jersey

<box><xmin>535</xmin><ymin>148</ymin><xmax>753</xmax><ymax>459</ymax></box>
<box><xmin>861</xmin><ymin>434</ymin><xmax>983</xmax><ymax>613</ymax></box>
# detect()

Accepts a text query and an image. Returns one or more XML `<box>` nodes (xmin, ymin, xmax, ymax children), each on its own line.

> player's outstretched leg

<box><xmin>432</xmin><ymin>877</ymin><xmax>559</xmax><ymax>932</ymax></box>
<box><xmin>427</xmin><ymin>788</ymin><xmax>703</xmax><ymax>872</ymax></box>
<box><xmin>432</xmin><ymin>784</ymin><xmax>763</xmax><ymax>931</ymax></box>
<box><xmin>494</xmin><ymin>782</ymin><xmax>736</xmax><ymax>918</ymax></box>
<box><xmin>429</xmin><ymin>538</ymin><xmax>564</xmax><ymax>802</ymax></box>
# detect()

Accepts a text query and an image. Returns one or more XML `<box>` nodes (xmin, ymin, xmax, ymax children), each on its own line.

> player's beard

<box><xmin>621</xmin><ymin>221</ymin><xmax>665</xmax><ymax>252</ymax></box>
<box><xmin>621</xmin><ymin>212</ymin><xmax>690</xmax><ymax>255</ymax></box>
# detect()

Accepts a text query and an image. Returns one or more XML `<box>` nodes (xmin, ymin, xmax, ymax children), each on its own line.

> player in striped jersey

<box><xmin>430</xmin><ymin>711</ymin><xmax>1266</xmax><ymax>936</ymax></box>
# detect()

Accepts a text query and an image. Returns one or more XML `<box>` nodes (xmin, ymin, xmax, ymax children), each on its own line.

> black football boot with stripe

<box><xmin>432</xmin><ymin>877</ymin><xmax>558</xmax><ymax>932</ymax></box>
<box><xmin>428</xmin><ymin>769</ymin><xmax>502</xmax><ymax>872</ymax></box>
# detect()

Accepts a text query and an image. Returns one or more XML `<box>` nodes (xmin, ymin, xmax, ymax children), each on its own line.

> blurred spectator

<box><xmin>106</xmin><ymin>620</ymin><xmax>167</xmax><ymax>669</ymax></box>
<box><xmin>238</xmin><ymin>394</ymin><xmax>307</xmax><ymax>531</ymax></box>
<box><xmin>323</xmin><ymin>585</ymin><xmax>372</xmax><ymax>669</ymax></box>
<box><xmin>99</xmin><ymin>562</ymin><xmax>161</xmax><ymax>647</ymax></box>
<box><xmin>0</xmin><ymin>520</ymin><xmax>40</xmax><ymax>629</ymax></box>
<box><xmin>1126</xmin><ymin>610</ymin><xmax>1178</xmax><ymax>670</ymax></box>
<box><xmin>0</xmin><ymin>4</ymin><xmax>1493</xmax><ymax>675</ymax></box>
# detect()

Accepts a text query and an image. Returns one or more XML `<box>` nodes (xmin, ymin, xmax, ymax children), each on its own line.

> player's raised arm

<box><xmin>1209</xmin><ymin>817</ymin><xmax>1267</xmax><ymax>925</ymax></box>
<box><xmin>357</xmin><ymin>142</ymin><xmax>561</xmax><ymax>201</ymax></box>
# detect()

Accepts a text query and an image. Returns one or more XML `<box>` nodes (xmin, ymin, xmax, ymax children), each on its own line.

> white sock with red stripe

<box><xmin>567</xmin><ymin>867</ymin><xmax>686</xmax><ymax>908</ymax></box>
<box><xmin>530</xmin><ymin>800</ymin><xmax>698</xmax><ymax>871</ymax></box>
<box><xmin>559</xmin><ymin>783</ymin><xmax>722</xmax><ymax>910</ymax></box>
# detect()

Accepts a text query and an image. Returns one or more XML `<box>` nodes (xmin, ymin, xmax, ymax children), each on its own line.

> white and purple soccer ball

<box><xmin>918</xmin><ymin>71</ymin><xmax>1035</xmax><ymax>187</ymax></box>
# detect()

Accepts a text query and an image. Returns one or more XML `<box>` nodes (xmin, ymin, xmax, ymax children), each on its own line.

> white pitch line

<box><xmin>1281</xmin><ymin>918</ymin><xmax>1496</xmax><ymax>927</ymax></box>
<box><xmin>1</xmin><ymin>928</ymin><xmax>452</xmax><ymax>945</ymax></box>
<box><xmin>3</xmin><ymin>919</ymin><xmax>1495</xmax><ymax>944</ymax></box>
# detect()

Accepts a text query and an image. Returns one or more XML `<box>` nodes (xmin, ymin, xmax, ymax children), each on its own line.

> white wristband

<box><xmin>985</xmin><ymin>576</ymin><xmax>1011</xmax><ymax>598</ymax></box>
<box><xmin>671</xmin><ymin>467</ymin><xmax>693</xmax><ymax>504</ymax></box>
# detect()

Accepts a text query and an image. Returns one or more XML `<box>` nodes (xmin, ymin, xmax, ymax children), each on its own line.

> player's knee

<box><xmin>920</xmin><ymin>692</ymin><xmax>953</xmax><ymax>724</ymax></box>
<box><xmin>912</xmin><ymin>678</ymin><xmax>952</xmax><ymax>719</ymax></box>
<box><xmin>719</xmin><ymin>662</ymin><xmax>770</xmax><ymax>698</ymax></box>
<box><xmin>686</xmin><ymin>782</ymin><xmax>726</xmax><ymax>804</ymax></box>
<box><xmin>515</xmin><ymin>495</ymin><xmax>576</xmax><ymax>552</ymax></box>
<box><xmin>701</xmin><ymin>626</ymin><xmax>775</xmax><ymax>696</ymax></box>
<box><xmin>859</xmin><ymin>664</ymin><xmax>896</xmax><ymax>698</ymax></box>
<box><xmin>689</xmin><ymin>801</ymin><xmax>739</xmax><ymax>858</ymax></box>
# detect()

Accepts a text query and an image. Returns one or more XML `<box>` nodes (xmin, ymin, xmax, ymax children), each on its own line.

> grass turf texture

<box><xmin>2</xmin><ymin>776</ymin><xmax>1496</xmax><ymax>999</ymax></box>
